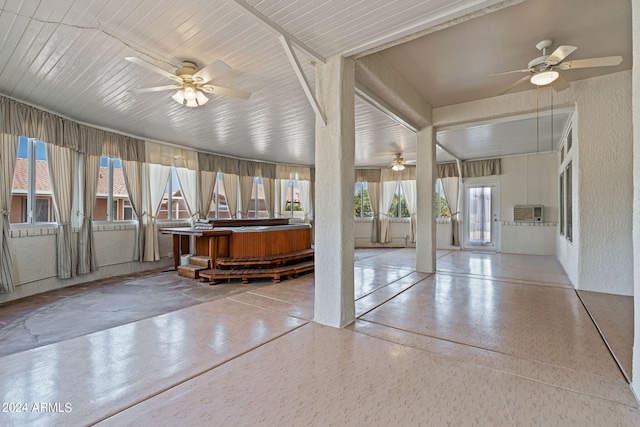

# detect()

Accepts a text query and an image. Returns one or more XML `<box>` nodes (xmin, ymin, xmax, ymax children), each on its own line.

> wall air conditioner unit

<box><xmin>513</xmin><ymin>205</ymin><xmax>543</xmax><ymax>222</ymax></box>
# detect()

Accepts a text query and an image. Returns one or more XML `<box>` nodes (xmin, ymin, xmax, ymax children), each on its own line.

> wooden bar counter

<box><xmin>160</xmin><ymin>221</ymin><xmax>311</xmax><ymax>269</ymax></box>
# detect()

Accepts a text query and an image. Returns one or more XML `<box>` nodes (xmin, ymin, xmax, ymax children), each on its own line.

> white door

<box><xmin>463</xmin><ymin>182</ymin><xmax>500</xmax><ymax>251</ymax></box>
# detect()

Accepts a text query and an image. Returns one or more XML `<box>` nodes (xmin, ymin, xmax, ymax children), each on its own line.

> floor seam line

<box><xmin>89</xmin><ymin>321</ymin><xmax>310</xmax><ymax>426</ymax></box>
<box><xmin>351</xmin><ymin>320</ymin><xmax>637</xmax><ymax>408</ymax></box>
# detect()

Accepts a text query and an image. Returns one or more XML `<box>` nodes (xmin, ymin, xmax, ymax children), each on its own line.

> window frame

<box><xmin>354</xmin><ymin>181</ymin><xmax>373</xmax><ymax>219</ymax></box>
<box><xmin>10</xmin><ymin>137</ymin><xmax>56</xmax><ymax>226</ymax></box>
<box><xmin>95</xmin><ymin>156</ymin><xmax>134</xmax><ymax>223</ymax></box>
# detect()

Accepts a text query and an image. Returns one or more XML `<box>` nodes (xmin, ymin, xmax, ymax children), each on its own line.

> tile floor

<box><xmin>0</xmin><ymin>248</ymin><xmax>637</xmax><ymax>426</ymax></box>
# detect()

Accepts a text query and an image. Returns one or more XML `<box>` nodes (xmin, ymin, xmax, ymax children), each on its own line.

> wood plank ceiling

<box><xmin>0</xmin><ymin>0</ymin><xmax>631</xmax><ymax>167</ymax></box>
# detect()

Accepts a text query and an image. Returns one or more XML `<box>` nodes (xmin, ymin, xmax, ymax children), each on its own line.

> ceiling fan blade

<box><xmin>550</xmin><ymin>73</ymin><xmax>570</xmax><ymax>92</ymax></box>
<box><xmin>498</xmin><ymin>75</ymin><xmax>531</xmax><ymax>95</ymax></box>
<box><xmin>200</xmin><ymin>85</ymin><xmax>251</xmax><ymax>100</ymax></box>
<box><xmin>125</xmin><ymin>57</ymin><xmax>182</xmax><ymax>83</ymax></box>
<box><xmin>193</xmin><ymin>60</ymin><xmax>232</xmax><ymax>84</ymax></box>
<box><xmin>545</xmin><ymin>45</ymin><xmax>577</xmax><ymax>65</ymax></box>
<box><xmin>557</xmin><ymin>56</ymin><xmax>623</xmax><ymax>70</ymax></box>
<box><xmin>129</xmin><ymin>85</ymin><xmax>182</xmax><ymax>94</ymax></box>
<box><xmin>490</xmin><ymin>68</ymin><xmax>531</xmax><ymax>76</ymax></box>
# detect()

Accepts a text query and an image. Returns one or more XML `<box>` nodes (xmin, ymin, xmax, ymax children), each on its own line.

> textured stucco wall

<box><xmin>630</xmin><ymin>0</ymin><xmax>639</xmax><ymax>399</ymax></box>
<box><xmin>573</xmin><ymin>72</ymin><xmax>633</xmax><ymax>295</ymax></box>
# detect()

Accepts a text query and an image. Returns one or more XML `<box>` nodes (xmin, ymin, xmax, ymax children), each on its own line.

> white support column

<box><xmin>314</xmin><ymin>55</ymin><xmax>356</xmax><ymax>328</ymax></box>
<box><xmin>415</xmin><ymin>126</ymin><xmax>436</xmax><ymax>273</ymax></box>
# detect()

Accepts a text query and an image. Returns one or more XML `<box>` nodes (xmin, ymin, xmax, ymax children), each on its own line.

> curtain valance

<box><xmin>380</xmin><ymin>166</ymin><xmax>415</xmax><ymax>182</ymax></box>
<box><xmin>355</xmin><ymin>169</ymin><xmax>381</xmax><ymax>183</ymax></box>
<box><xmin>0</xmin><ymin>95</ymin><xmax>145</xmax><ymax>161</ymax></box>
<box><xmin>276</xmin><ymin>165</ymin><xmax>311</xmax><ymax>181</ymax></box>
<box><xmin>461</xmin><ymin>158</ymin><xmax>501</xmax><ymax>177</ymax></box>
<box><xmin>437</xmin><ymin>162</ymin><xmax>458</xmax><ymax>178</ymax></box>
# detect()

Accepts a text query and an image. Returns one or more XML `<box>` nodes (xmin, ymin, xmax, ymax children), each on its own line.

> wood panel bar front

<box><xmin>228</xmin><ymin>227</ymin><xmax>311</xmax><ymax>258</ymax></box>
<box><xmin>161</xmin><ymin>225</ymin><xmax>311</xmax><ymax>268</ymax></box>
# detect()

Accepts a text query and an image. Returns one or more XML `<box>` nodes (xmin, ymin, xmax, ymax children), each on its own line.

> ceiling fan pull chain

<box><xmin>536</xmin><ymin>85</ymin><xmax>539</xmax><ymax>154</ymax></box>
<box><xmin>551</xmin><ymin>89</ymin><xmax>554</xmax><ymax>152</ymax></box>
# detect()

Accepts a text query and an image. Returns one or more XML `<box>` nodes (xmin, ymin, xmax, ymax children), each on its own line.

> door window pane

<box><xmin>468</xmin><ymin>186</ymin><xmax>492</xmax><ymax>244</ymax></box>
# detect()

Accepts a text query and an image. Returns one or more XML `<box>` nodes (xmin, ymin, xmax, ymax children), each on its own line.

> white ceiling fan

<box><xmin>390</xmin><ymin>153</ymin><xmax>415</xmax><ymax>171</ymax></box>
<box><xmin>492</xmin><ymin>39</ymin><xmax>623</xmax><ymax>94</ymax></box>
<box><xmin>125</xmin><ymin>57</ymin><xmax>251</xmax><ymax>107</ymax></box>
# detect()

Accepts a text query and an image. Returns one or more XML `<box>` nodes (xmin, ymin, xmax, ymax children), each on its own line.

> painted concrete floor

<box><xmin>0</xmin><ymin>248</ymin><xmax>638</xmax><ymax>426</ymax></box>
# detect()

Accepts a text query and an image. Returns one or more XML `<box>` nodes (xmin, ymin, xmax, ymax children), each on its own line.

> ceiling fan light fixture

<box><xmin>531</xmin><ymin>70</ymin><xmax>559</xmax><ymax>86</ymax></box>
<box><xmin>172</xmin><ymin>89</ymin><xmax>185</xmax><ymax>104</ymax></box>
<box><xmin>185</xmin><ymin>98</ymin><xmax>199</xmax><ymax>108</ymax></box>
<box><xmin>392</xmin><ymin>163</ymin><xmax>405</xmax><ymax>172</ymax></box>
<box><xmin>195</xmin><ymin>90</ymin><xmax>209</xmax><ymax>105</ymax></box>
<box><xmin>183</xmin><ymin>86</ymin><xmax>197</xmax><ymax>102</ymax></box>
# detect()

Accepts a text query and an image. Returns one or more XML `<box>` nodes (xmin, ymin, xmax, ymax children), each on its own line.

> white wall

<box><xmin>498</xmin><ymin>152</ymin><xmax>559</xmax><ymax>256</ymax></box>
<box><xmin>631</xmin><ymin>0</ymin><xmax>639</xmax><ymax>399</ymax></box>
<box><xmin>573</xmin><ymin>72</ymin><xmax>634</xmax><ymax>295</ymax></box>
<box><xmin>0</xmin><ymin>221</ymin><xmax>181</xmax><ymax>304</ymax></box>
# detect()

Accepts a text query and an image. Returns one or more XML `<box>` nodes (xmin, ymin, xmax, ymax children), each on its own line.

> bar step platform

<box><xmin>177</xmin><ymin>264</ymin><xmax>208</xmax><ymax>279</ymax></box>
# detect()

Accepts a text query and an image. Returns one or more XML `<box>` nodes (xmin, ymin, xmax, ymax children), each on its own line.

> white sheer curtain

<box><xmin>279</xmin><ymin>179</ymin><xmax>289</xmax><ymax>218</ymax></box>
<box><xmin>401</xmin><ymin>180</ymin><xmax>417</xmax><ymax>243</ymax></box>
<box><xmin>46</xmin><ymin>144</ymin><xmax>76</xmax><ymax>279</ymax></box>
<box><xmin>199</xmin><ymin>170</ymin><xmax>217</xmax><ymax>219</ymax></box>
<box><xmin>441</xmin><ymin>177</ymin><xmax>460</xmax><ymax>246</ymax></box>
<box><xmin>222</xmin><ymin>173</ymin><xmax>238</xmax><ymax>219</ymax></box>
<box><xmin>262</xmin><ymin>177</ymin><xmax>274</xmax><ymax>217</ymax></box>
<box><xmin>240</xmin><ymin>176</ymin><xmax>254</xmax><ymax>218</ymax></box>
<box><xmin>176</xmin><ymin>167</ymin><xmax>198</xmax><ymax>221</ymax></box>
<box><xmin>122</xmin><ymin>160</ymin><xmax>144</xmax><ymax>261</ymax></box>
<box><xmin>299</xmin><ymin>180</ymin><xmax>312</xmax><ymax>223</ymax></box>
<box><xmin>380</xmin><ymin>181</ymin><xmax>397</xmax><ymax>243</ymax></box>
<box><xmin>77</xmin><ymin>154</ymin><xmax>99</xmax><ymax>275</ymax></box>
<box><xmin>144</xmin><ymin>163</ymin><xmax>171</xmax><ymax>261</ymax></box>
<box><xmin>367</xmin><ymin>182</ymin><xmax>380</xmax><ymax>243</ymax></box>
<box><xmin>0</xmin><ymin>134</ymin><xmax>17</xmax><ymax>293</ymax></box>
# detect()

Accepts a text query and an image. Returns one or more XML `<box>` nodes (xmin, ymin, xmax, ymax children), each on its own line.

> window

<box><xmin>159</xmin><ymin>168</ymin><xmax>189</xmax><ymax>220</ymax></box>
<box><xmin>435</xmin><ymin>179</ymin><xmax>451</xmax><ymax>219</ymax></box>
<box><xmin>94</xmin><ymin>157</ymin><xmax>133</xmax><ymax>221</ymax></box>
<box><xmin>566</xmin><ymin>128</ymin><xmax>573</xmax><ymax>153</ymax></box>
<box><xmin>247</xmin><ymin>177</ymin><xmax>269</xmax><ymax>218</ymax></box>
<box><xmin>10</xmin><ymin>137</ymin><xmax>53</xmax><ymax>224</ymax></box>
<box><xmin>388</xmin><ymin>182</ymin><xmax>410</xmax><ymax>218</ymax></box>
<box><xmin>282</xmin><ymin>179</ymin><xmax>304</xmax><ymax>219</ymax></box>
<box><xmin>353</xmin><ymin>182</ymin><xmax>372</xmax><ymax>218</ymax></box>
<box><xmin>565</xmin><ymin>161</ymin><xmax>572</xmax><ymax>242</ymax></box>
<box><xmin>559</xmin><ymin>172</ymin><xmax>564</xmax><ymax>235</ymax></box>
<box><xmin>208</xmin><ymin>173</ymin><xmax>231</xmax><ymax>219</ymax></box>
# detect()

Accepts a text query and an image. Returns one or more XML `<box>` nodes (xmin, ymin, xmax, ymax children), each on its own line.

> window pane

<box><xmin>216</xmin><ymin>175</ymin><xmax>231</xmax><ymax>219</ymax></box>
<box><xmin>559</xmin><ymin>173</ymin><xmax>564</xmax><ymax>235</ymax></box>
<box><xmin>566</xmin><ymin>162</ymin><xmax>572</xmax><ymax>241</ymax></box>
<box><xmin>35</xmin><ymin>198</ymin><xmax>50</xmax><ymax>222</ymax></box>
<box><xmin>249</xmin><ymin>179</ymin><xmax>269</xmax><ymax>218</ymax></box>
<box><xmin>10</xmin><ymin>138</ymin><xmax>51</xmax><ymax>224</ymax></box>
<box><xmin>94</xmin><ymin>157</ymin><xmax>132</xmax><ymax>221</ymax></box>
<box><xmin>10</xmin><ymin>138</ymin><xmax>29</xmax><ymax>224</ymax></box>
<box><xmin>112</xmin><ymin>160</ymin><xmax>131</xmax><ymax>220</ymax></box>
<box><xmin>94</xmin><ymin>157</ymin><xmax>110</xmax><ymax>221</ymax></box>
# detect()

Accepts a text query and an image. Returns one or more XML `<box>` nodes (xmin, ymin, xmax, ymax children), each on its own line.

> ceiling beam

<box><xmin>355</xmin><ymin>82</ymin><xmax>417</xmax><ymax>133</ymax></box>
<box><xmin>232</xmin><ymin>0</ymin><xmax>326</xmax><ymax>64</ymax></box>
<box><xmin>279</xmin><ymin>36</ymin><xmax>326</xmax><ymax>126</ymax></box>
<box><xmin>355</xmin><ymin>54</ymin><xmax>432</xmax><ymax>129</ymax></box>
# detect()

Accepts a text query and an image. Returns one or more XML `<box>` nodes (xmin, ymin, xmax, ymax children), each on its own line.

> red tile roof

<box><xmin>12</xmin><ymin>158</ymin><xmax>129</xmax><ymax>197</ymax></box>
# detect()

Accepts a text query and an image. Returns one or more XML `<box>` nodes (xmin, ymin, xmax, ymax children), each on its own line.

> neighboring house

<box><xmin>10</xmin><ymin>159</ymin><xmax>132</xmax><ymax>223</ymax></box>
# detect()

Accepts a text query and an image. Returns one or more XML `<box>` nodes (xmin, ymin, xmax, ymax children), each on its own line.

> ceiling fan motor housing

<box><xmin>176</xmin><ymin>61</ymin><xmax>198</xmax><ymax>80</ymax></box>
